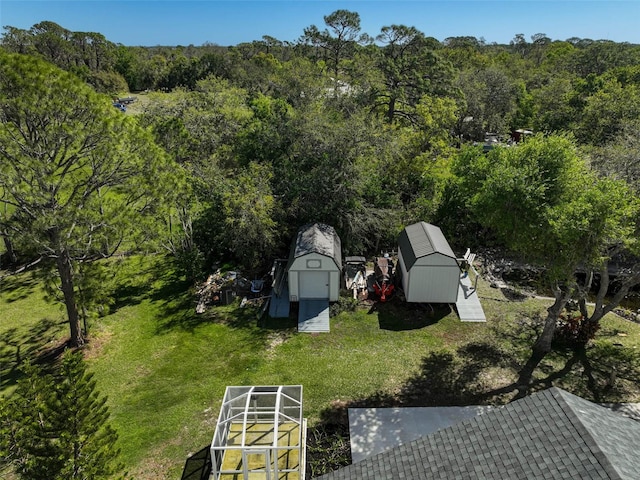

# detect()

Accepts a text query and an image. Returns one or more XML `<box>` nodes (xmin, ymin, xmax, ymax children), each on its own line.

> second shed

<box><xmin>397</xmin><ymin>222</ymin><xmax>460</xmax><ymax>303</ymax></box>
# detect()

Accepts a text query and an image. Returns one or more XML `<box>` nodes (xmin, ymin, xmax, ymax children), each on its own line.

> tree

<box><xmin>221</xmin><ymin>162</ymin><xmax>278</xmax><ymax>270</ymax></box>
<box><xmin>0</xmin><ymin>350</ymin><xmax>122</xmax><ymax>479</ymax></box>
<box><xmin>529</xmin><ymin>32</ymin><xmax>551</xmax><ymax>66</ymax></box>
<box><xmin>301</xmin><ymin>9</ymin><xmax>367</xmax><ymax>77</ymax></box>
<box><xmin>587</xmin><ymin>120</ymin><xmax>640</xmax><ymax>192</ymax></box>
<box><xmin>529</xmin><ymin>73</ymin><xmax>579</xmax><ymax>133</ymax></box>
<box><xmin>375</xmin><ymin>25</ymin><xmax>454</xmax><ymax>124</ymax></box>
<box><xmin>452</xmin><ymin>134</ymin><xmax>640</xmax><ymax>388</ymax></box>
<box><xmin>0</xmin><ymin>52</ymin><xmax>181</xmax><ymax>346</ymax></box>
<box><xmin>387</xmin><ymin>94</ymin><xmax>459</xmax><ymax>216</ymax></box>
<box><xmin>577</xmin><ymin>79</ymin><xmax>640</xmax><ymax>145</ymax></box>
<box><xmin>322</xmin><ymin>9</ymin><xmax>366</xmax><ymax>76</ymax></box>
<box><xmin>510</xmin><ymin>33</ymin><xmax>529</xmax><ymax>57</ymax></box>
<box><xmin>1</xmin><ymin>22</ymin><xmax>117</xmax><ymax>76</ymax></box>
<box><xmin>456</xmin><ymin>67</ymin><xmax>517</xmax><ymax>138</ymax></box>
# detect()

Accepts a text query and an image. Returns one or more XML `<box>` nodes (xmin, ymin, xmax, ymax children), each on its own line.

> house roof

<box><xmin>398</xmin><ymin>222</ymin><xmax>457</xmax><ymax>270</ymax></box>
<box><xmin>289</xmin><ymin>223</ymin><xmax>342</xmax><ymax>269</ymax></box>
<box><xmin>317</xmin><ymin>387</ymin><xmax>640</xmax><ymax>480</ymax></box>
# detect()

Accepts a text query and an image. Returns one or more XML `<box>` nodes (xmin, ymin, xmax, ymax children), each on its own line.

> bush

<box><xmin>330</xmin><ymin>294</ymin><xmax>359</xmax><ymax>316</ymax></box>
<box><xmin>555</xmin><ymin>313</ymin><xmax>600</xmax><ymax>346</ymax></box>
<box><xmin>174</xmin><ymin>246</ymin><xmax>206</xmax><ymax>283</ymax></box>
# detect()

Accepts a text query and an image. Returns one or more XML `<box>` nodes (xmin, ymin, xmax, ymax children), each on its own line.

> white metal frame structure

<box><xmin>210</xmin><ymin>385</ymin><xmax>307</xmax><ymax>480</ymax></box>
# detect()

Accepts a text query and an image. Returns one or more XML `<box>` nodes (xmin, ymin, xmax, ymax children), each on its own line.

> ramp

<box><xmin>269</xmin><ymin>283</ymin><xmax>290</xmax><ymax>318</ymax></box>
<box><xmin>455</xmin><ymin>275</ymin><xmax>486</xmax><ymax>322</ymax></box>
<box><xmin>298</xmin><ymin>299</ymin><xmax>330</xmax><ymax>332</ymax></box>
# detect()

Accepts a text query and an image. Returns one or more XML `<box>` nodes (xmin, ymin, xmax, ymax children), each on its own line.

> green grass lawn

<box><xmin>2</xmin><ymin>254</ymin><xmax>640</xmax><ymax>479</ymax></box>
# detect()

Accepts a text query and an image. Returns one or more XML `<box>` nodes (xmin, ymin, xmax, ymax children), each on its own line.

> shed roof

<box><xmin>290</xmin><ymin>223</ymin><xmax>342</xmax><ymax>269</ymax></box>
<box><xmin>317</xmin><ymin>387</ymin><xmax>640</xmax><ymax>480</ymax></box>
<box><xmin>398</xmin><ymin>222</ymin><xmax>457</xmax><ymax>270</ymax></box>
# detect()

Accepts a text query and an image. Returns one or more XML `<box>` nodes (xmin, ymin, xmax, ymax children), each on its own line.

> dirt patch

<box><xmin>129</xmin><ymin>434</ymin><xmax>184</xmax><ymax>480</ymax></box>
<box><xmin>265</xmin><ymin>331</ymin><xmax>291</xmax><ymax>358</ymax></box>
<box><xmin>83</xmin><ymin>329</ymin><xmax>113</xmax><ymax>360</ymax></box>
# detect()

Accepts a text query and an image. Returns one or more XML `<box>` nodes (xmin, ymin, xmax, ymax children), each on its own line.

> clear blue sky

<box><xmin>1</xmin><ymin>1</ymin><xmax>639</xmax><ymax>47</ymax></box>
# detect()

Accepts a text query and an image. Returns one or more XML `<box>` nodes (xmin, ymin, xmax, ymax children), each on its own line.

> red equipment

<box><xmin>373</xmin><ymin>256</ymin><xmax>395</xmax><ymax>302</ymax></box>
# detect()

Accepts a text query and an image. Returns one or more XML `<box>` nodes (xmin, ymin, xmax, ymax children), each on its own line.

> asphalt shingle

<box><xmin>317</xmin><ymin>387</ymin><xmax>640</xmax><ymax>480</ymax></box>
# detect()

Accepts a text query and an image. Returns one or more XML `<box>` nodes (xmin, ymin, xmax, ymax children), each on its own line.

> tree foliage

<box><xmin>0</xmin><ymin>351</ymin><xmax>122</xmax><ymax>479</ymax></box>
<box><xmin>452</xmin><ymin>135</ymin><xmax>640</xmax><ymax>385</ymax></box>
<box><xmin>0</xmin><ymin>52</ymin><xmax>182</xmax><ymax>346</ymax></box>
<box><xmin>2</xmin><ymin>15</ymin><xmax>640</xmax><ymax>391</ymax></box>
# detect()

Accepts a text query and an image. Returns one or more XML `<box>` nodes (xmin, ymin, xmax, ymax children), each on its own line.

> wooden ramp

<box><xmin>298</xmin><ymin>299</ymin><xmax>330</xmax><ymax>332</ymax></box>
<box><xmin>269</xmin><ymin>284</ymin><xmax>290</xmax><ymax>318</ymax></box>
<box><xmin>455</xmin><ymin>276</ymin><xmax>486</xmax><ymax>322</ymax></box>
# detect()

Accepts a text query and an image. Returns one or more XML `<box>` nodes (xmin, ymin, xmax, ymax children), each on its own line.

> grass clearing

<box><xmin>2</xmin><ymin>254</ymin><xmax>640</xmax><ymax>479</ymax></box>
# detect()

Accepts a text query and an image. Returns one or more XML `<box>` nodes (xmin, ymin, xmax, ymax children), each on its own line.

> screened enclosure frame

<box><xmin>210</xmin><ymin>385</ymin><xmax>306</xmax><ymax>480</ymax></box>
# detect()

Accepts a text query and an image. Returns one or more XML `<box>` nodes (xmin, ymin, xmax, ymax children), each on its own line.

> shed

<box><xmin>287</xmin><ymin>223</ymin><xmax>341</xmax><ymax>302</ymax></box>
<box><xmin>397</xmin><ymin>222</ymin><xmax>459</xmax><ymax>303</ymax></box>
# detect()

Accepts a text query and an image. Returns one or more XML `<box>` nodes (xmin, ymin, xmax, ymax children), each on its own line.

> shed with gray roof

<box><xmin>287</xmin><ymin>223</ymin><xmax>342</xmax><ymax>302</ymax></box>
<box><xmin>397</xmin><ymin>222</ymin><xmax>460</xmax><ymax>303</ymax></box>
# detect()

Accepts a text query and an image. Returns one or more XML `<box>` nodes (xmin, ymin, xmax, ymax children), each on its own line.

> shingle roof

<box><xmin>398</xmin><ymin>222</ymin><xmax>457</xmax><ymax>270</ymax></box>
<box><xmin>317</xmin><ymin>387</ymin><xmax>640</xmax><ymax>480</ymax></box>
<box><xmin>290</xmin><ymin>223</ymin><xmax>342</xmax><ymax>268</ymax></box>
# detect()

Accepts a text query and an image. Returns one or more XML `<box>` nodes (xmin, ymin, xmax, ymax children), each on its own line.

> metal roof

<box><xmin>290</xmin><ymin>223</ymin><xmax>342</xmax><ymax>269</ymax></box>
<box><xmin>317</xmin><ymin>387</ymin><xmax>640</xmax><ymax>480</ymax></box>
<box><xmin>398</xmin><ymin>222</ymin><xmax>457</xmax><ymax>270</ymax></box>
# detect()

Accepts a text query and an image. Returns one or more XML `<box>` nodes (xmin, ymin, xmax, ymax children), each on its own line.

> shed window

<box><xmin>306</xmin><ymin>259</ymin><xmax>321</xmax><ymax>269</ymax></box>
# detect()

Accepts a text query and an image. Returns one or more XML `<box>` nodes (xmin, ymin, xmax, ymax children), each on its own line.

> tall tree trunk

<box><xmin>56</xmin><ymin>248</ymin><xmax>84</xmax><ymax>347</ymax></box>
<box><xmin>517</xmin><ymin>283</ymin><xmax>573</xmax><ymax>390</ymax></box>
<box><xmin>2</xmin><ymin>234</ymin><xmax>18</xmax><ymax>265</ymax></box>
<box><xmin>586</xmin><ymin>257</ymin><xmax>640</xmax><ymax>327</ymax></box>
<box><xmin>386</xmin><ymin>96</ymin><xmax>396</xmax><ymax>124</ymax></box>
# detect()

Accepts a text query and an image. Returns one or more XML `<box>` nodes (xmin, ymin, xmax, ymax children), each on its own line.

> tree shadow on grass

<box><xmin>306</xmin><ymin>340</ymin><xmax>518</xmax><ymax>477</ymax></box>
<box><xmin>155</xmin><ymin>299</ymin><xmax>267</xmax><ymax>335</ymax></box>
<box><xmin>372</xmin><ymin>300</ymin><xmax>452</xmax><ymax>331</ymax></box>
<box><xmin>308</xmin><ymin>335</ymin><xmax>640</xmax><ymax>478</ymax></box>
<box><xmin>308</xmin><ymin>320</ymin><xmax>640</xmax><ymax>475</ymax></box>
<box><xmin>0</xmin><ymin>273</ymin><xmax>39</xmax><ymax>303</ymax></box>
<box><xmin>110</xmin><ymin>257</ymin><xmax>178</xmax><ymax>312</ymax></box>
<box><xmin>260</xmin><ymin>315</ymin><xmax>298</xmax><ymax>330</ymax></box>
<box><xmin>105</xmin><ymin>255</ymin><xmax>213</xmax><ymax>334</ymax></box>
<box><xmin>540</xmin><ymin>342</ymin><xmax>640</xmax><ymax>403</ymax></box>
<box><xmin>308</xmin><ymin>311</ymin><xmax>640</xmax><ymax>477</ymax></box>
<box><xmin>0</xmin><ymin>316</ymin><xmax>67</xmax><ymax>390</ymax></box>
<box><xmin>473</xmin><ymin>318</ymin><xmax>640</xmax><ymax>403</ymax></box>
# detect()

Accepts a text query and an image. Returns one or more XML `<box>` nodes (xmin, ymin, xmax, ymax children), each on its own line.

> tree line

<box><xmin>1</xmin><ymin>12</ymin><xmax>640</xmax><ymax>475</ymax></box>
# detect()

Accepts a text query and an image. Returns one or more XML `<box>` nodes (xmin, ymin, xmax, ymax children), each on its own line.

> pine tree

<box><xmin>0</xmin><ymin>351</ymin><xmax>122</xmax><ymax>480</ymax></box>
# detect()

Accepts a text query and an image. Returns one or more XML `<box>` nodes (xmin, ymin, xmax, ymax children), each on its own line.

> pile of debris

<box><xmin>477</xmin><ymin>248</ymin><xmax>543</xmax><ymax>292</ymax></box>
<box><xmin>195</xmin><ymin>270</ymin><xmax>250</xmax><ymax>314</ymax></box>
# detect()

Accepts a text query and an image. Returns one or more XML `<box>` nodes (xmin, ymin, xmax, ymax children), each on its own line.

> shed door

<box><xmin>299</xmin><ymin>271</ymin><xmax>329</xmax><ymax>299</ymax></box>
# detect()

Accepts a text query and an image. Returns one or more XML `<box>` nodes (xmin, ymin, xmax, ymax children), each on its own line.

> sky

<box><xmin>1</xmin><ymin>1</ymin><xmax>639</xmax><ymax>47</ymax></box>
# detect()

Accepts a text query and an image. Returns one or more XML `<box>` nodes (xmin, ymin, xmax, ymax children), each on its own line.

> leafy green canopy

<box><xmin>453</xmin><ymin>134</ymin><xmax>638</xmax><ymax>279</ymax></box>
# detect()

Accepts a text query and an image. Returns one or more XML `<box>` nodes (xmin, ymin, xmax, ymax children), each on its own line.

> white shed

<box><xmin>287</xmin><ymin>223</ymin><xmax>341</xmax><ymax>302</ymax></box>
<box><xmin>397</xmin><ymin>222</ymin><xmax>460</xmax><ymax>303</ymax></box>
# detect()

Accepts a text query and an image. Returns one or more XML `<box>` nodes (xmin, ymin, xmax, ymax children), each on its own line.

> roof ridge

<box><xmin>550</xmin><ymin>388</ymin><xmax>624</xmax><ymax>480</ymax></box>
